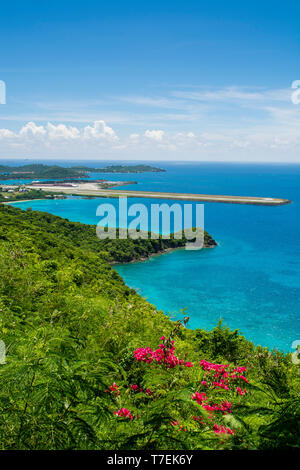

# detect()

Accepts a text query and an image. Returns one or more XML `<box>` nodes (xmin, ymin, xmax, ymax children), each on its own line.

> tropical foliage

<box><xmin>0</xmin><ymin>189</ymin><xmax>64</xmax><ymax>203</ymax></box>
<box><xmin>0</xmin><ymin>204</ymin><xmax>299</xmax><ymax>450</ymax></box>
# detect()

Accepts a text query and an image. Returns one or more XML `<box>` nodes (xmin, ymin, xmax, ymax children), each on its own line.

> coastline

<box><xmin>3</xmin><ymin>199</ymin><xmax>47</xmax><ymax>204</ymax></box>
<box><xmin>4</xmin><ymin>198</ymin><xmax>219</xmax><ymax>265</ymax></box>
<box><xmin>111</xmin><ymin>241</ymin><xmax>217</xmax><ymax>266</ymax></box>
<box><xmin>110</xmin><ymin>246</ymin><xmax>183</xmax><ymax>265</ymax></box>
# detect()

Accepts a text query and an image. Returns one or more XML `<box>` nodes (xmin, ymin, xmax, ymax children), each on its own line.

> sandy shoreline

<box><xmin>2</xmin><ymin>199</ymin><xmax>47</xmax><ymax>204</ymax></box>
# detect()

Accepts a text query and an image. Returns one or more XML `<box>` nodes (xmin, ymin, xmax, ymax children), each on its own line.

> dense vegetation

<box><xmin>0</xmin><ymin>204</ymin><xmax>299</xmax><ymax>450</ymax></box>
<box><xmin>0</xmin><ymin>189</ymin><xmax>65</xmax><ymax>203</ymax></box>
<box><xmin>0</xmin><ymin>164</ymin><xmax>87</xmax><ymax>180</ymax></box>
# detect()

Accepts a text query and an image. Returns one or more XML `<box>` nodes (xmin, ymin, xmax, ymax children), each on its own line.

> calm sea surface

<box><xmin>9</xmin><ymin>160</ymin><xmax>300</xmax><ymax>351</ymax></box>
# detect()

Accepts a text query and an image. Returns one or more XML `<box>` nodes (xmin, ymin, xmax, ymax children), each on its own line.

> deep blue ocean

<box><xmin>6</xmin><ymin>160</ymin><xmax>300</xmax><ymax>352</ymax></box>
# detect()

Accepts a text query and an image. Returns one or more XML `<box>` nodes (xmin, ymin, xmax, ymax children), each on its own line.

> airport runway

<box><xmin>29</xmin><ymin>186</ymin><xmax>291</xmax><ymax>206</ymax></box>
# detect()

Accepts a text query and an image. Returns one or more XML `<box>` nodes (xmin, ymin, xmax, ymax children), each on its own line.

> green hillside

<box><xmin>0</xmin><ymin>164</ymin><xmax>86</xmax><ymax>180</ymax></box>
<box><xmin>0</xmin><ymin>204</ymin><xmax>299</xmax><ymax>450</ymax></box>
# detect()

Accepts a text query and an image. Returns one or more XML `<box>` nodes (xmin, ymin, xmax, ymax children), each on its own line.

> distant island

<box><xmin>0</xmin><ymin>164</ymin><xmax>85</xmax><ymax>180</ymax></box>
<box><xmin>73</xmin><ymin>164</ymin><xmax>166</xmax><ymax>173</ymax></box>
<box><xmin>0</xmin><ymin>163</ymin><xmax>166</xmax><ymax>180</ymax></box>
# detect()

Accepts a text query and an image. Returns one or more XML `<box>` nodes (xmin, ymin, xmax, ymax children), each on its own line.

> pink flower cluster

<box><xmin>200</xmin><ymin>360</ymin><xmax>230</xmax><ymax>374</ymax></box>
<box><xmin>112</xmin><ymin>339</ymin><xmax>250</xmax><ymax>437</ymax></box>
<box><xmin>113</xmin><ymin>408</ymin><xmax>134</xmax><ymax>420</ymax></box>
<box><xmin>233</xmin><ymin>366</ymin><xmax>247</xmax><ymax>374</ymax></box>
<box><xmin>192</xmin><ymin>392</ymin><xmax>232</xmax><ymax>414</ymax></box>
<box><xmin>191</xmin><ymin>360</ymin><xmax>250</xmax><ymax>436</ymax></box>
<box><xmin>192</xmin><ymin>395</ymin><xmax>235</xmax><ymax>436</ymax></box>
<box><xmin>131</xmin><ymin>384</ymin><xmax>152</xmax><ymax>396</ymax></box>
<box><xmin>213</xmin><ymin>424</ymin><xmax>235</xmax><ymax>435</ymax></box>
<box><xmin>134</xmin><ymin>337</ymin><xmax>194</xmax><ymax>369</ymax></box>
<box><xmin>199</xmin><ymin>360</ymin><xmax>249</xmax><ymax>395</ymax></box>
<box><xmin>105</xmin><ymin>382</ymin><xmax>120</xmax><ymax>395</ymax></box>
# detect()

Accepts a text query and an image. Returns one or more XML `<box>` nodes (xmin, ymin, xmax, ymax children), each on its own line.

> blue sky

<box><xmin>0</xmin><ymin>0</ymin><xmax>300</xmax><ymax>161</ymax></box>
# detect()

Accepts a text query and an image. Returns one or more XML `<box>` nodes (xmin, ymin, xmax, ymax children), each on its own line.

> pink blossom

<box><xmin>113</xmin><ymin>408</ymin><xmax>133</xmax><ymax>420</ymax></box>
<box><xmin>192</xmin><ymin>392</ymin><xmax>207</xmax><ymax>405</ymax></box>
<box><xmin>134</xmin><ymin>339</ymin><xmax>193</xmax><ymax>369</ymax></box>
<box><xmin>105</xmin><ymin>382</ymin><xmax>120</xmax><ymax>395</ymax></box>
<box><xmin>213</xmin><ymin>423</ymin><xmax>235</xmax><ymax>435</ymax></box>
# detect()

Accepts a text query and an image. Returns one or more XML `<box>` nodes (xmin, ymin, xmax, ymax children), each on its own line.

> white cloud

<box><xmin>1</xmin><ymin>83</ymin><xmax>300</xmax><ymax>162</ymax></box>
<box><xmin>83</xmin><ymin>120</ymin><xmax>118</xmax><ymax>141</ymax></box>
<box><xmin>0</xmin><ymin>120</ymin><xmax>120</xmax><ymax>156</ymax></box>
<box><xmin>47</xmin><ymin>123</ymin><xmax>80</xmax><ymax>140</ymax></box>
<box><xmin>0</xmin><ymin>117</ymin><xmax>300</xmax><ymax>161</ymax></box>
<box><xmin>0</xmin><ymin>128</ymin><xmax>15</xmax><ymax>139</ymax></box>
<box><xmin>144</xmin><ymin>129</ymin><xmax>165</xmax><ymax>141</ymax></box>
<box><xmin>19</xmin><ymin>121</ymin><xmax>46</xmax><ymax>137</ymax></box>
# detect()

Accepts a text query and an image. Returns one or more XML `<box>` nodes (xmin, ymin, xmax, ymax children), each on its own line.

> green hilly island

<box><xmin>0</xmin><ymin>164</ymin><xmax>165</xmax><ymax>181</ymax></box>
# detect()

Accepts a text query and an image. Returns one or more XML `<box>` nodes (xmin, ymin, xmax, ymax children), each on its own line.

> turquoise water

<box><xmin>10</xmin><ymin>162</ymin><xmax>300</xmax><ymax>351</ymax></box>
